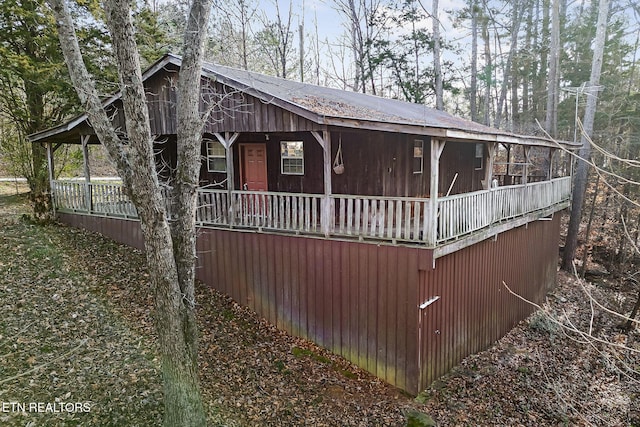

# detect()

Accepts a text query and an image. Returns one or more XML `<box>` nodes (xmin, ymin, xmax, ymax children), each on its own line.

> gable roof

<box><xmin>29</xmin><ymin>53</ymin><xmax>576</xmax><ymax>149</ymax></box>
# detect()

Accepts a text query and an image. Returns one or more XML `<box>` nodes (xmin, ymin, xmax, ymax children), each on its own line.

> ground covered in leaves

<box><xmin>1</xmin><ymin>183</ymin><xmax>639</xmax><ymax>426</ymax></box>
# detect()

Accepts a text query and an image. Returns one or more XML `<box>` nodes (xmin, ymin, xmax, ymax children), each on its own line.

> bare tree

<box><xmin>47</xmin><ymin>0</ymin><xmax>212</xmax><ymax>425</ymax></box>
<box><xmin>544</xmin><ymin>0</ymin><xmax>561</xmax><ymax>137</ymax></box>
<box><xmin>257</xmin><ymin>0</ymin><xmax>296</xmax><ymax>79</ymax></box>
<box><xmin>431</xmin><ymin>0</ymin><xmax>444</xmax><ymax>110</ymax></box>
<box><xmin>469</xmin><ymin>0</ymin><xmax>479</xmax><ymax>121</ymax></box>
<box><xmin>562</xmin><ymin>0</ymin><xmax>610</xmax><ymax>271</ymax></box>
<box><xmin>495</xmin><ymin>0</ymin><xmax>523</xmax><ymax>129</ymax></box>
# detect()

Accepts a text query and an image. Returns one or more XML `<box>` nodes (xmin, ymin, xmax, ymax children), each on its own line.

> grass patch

<box><xmin>291</xmin><ymin>346</ymin><xmax>331</xmax><ymax>364</ymax></box>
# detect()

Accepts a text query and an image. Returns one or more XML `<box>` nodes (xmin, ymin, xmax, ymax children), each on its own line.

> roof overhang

<box><xmin>28</xmin><ymin>53</ymin><xmax>579</xmax><ymax>151</ymax></box>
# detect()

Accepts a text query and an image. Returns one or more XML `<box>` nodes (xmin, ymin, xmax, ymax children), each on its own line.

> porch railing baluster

<box><xmin>50</xmin><ymin>177</ymin><xmax>571</xmax><ymax>246</ymax></box>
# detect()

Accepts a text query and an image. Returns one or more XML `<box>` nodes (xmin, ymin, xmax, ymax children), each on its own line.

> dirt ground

<box><xmin>1</xmin><ymin>183</ymin><xmax>638</xmax><ymax>426</ymax></box>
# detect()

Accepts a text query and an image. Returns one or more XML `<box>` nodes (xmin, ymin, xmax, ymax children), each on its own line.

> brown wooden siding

<box><xmin>194</xmin><ymin>130</ymin><xmax>482</xmax><ymax>197</ymax></box>
<box><xmin>202</xmin><ymin>82</ymin><xmax>322</xmax><ymax>134</ymax></box>
<box><xmin>417</xmin><ymin>214</ymin><xmax>561</xmax><ymax>391</ymax></box>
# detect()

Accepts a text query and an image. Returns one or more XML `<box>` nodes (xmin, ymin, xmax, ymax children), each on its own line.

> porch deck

<box><xmin>51</xmin><ymin>176</ymin><xmax>571</xmax><ymax>251</ymax></box>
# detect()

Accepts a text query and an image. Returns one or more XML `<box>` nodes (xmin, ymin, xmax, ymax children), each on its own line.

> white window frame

<box><xmin>206</xmin><ymin>140</ymin><xmax>227</xmax><ymax>173</ymax></box>
<box><xmin>474</xmin><ymin>143</ymin><xmax>484</xmax><ymax>170</ymax></box>
<box><xmin>280</xmin><ymin>141</ymin><xmax>304</xmax><ymax>175</ymax></box>
<box><xmin>413</xmin><ymin>139</ymin><xmax>424</xmax><ymax>174</ymax></box>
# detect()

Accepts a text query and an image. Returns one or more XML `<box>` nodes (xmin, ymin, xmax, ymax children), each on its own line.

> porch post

<box><xmin>81</xmin><ymin>135</ymin><xmax>92</xmax><ymax>212</ymax></box>
<box><xmin>214</xmin><ymin>132</ymin><xmax>240</xmax><ymax>225</ymax></box>
<box><xmin>46</xmin><ymin>142</ymin><xmax>55</xmax><ymax>214</ymax></box>
<box><xmin>523</xmin><ymin>146</ymin><xmax>531</xmax><ymax>185</ymax></box>
<box><xmin>427</xmin><ymin>139</ymin><xmax>445</xmax><ymax>246</ymax></box>
<box><xmin>311</xmin><ymin>130</ymin><xmax>332</xmax><ymax>237</ymax></box>
<box><xmin>483</xmin><ymin>142</ymin><xmax>496</xmax><ymax>190</ymax></box>
<box><xmin>548</xmin><ymin>148</ymin><xmax>555</xmax><ymax>179</ymax></box>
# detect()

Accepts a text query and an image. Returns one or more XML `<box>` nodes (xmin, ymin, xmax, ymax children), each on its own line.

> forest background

<box><xmin>1</xmin><ymin>0</ymin><xmax>640</xmax><ymax>424</ymax></box>
<box><xmin>2</xmin><ymin>0</ymin><xmax>640</xmax><ymax>353</ymax></box>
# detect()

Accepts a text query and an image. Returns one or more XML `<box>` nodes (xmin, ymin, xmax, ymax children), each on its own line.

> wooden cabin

<box><xmin>29</xmin><ymin>54</ymin><xmax>576</xmax><ymax>394</ymax></box>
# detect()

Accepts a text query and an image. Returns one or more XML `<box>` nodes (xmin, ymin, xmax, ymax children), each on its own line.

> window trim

<box><xmin>280</xmin><ymin>140</ymin><xmax>305</xmax><ymax>175</ymax></box>
<box><xmin>413</xmin><ymin>139</ymin><xmax>424</xmax><ymax>174</ymax></box>
<box><xmin>474</xmin><ymin>143</ymin><xmax>484</xmax><ymax>171</ymax></box>
<box><xmin>206</xmin><ymin>140</ymin><xmax>227</xmax><ymax>173</ymax></box>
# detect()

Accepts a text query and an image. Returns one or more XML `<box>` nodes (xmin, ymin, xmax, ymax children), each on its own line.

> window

<box><xmin>413</xmin><ymin>139</ymin><xmax>424</xmax><ymax>174</ymax></box>
<box><xmin>281</xmin><ymin>141</ymin><xmax>304</xmax><ymax>175</ymax></box>
<box><xmin>474</xmin><ymin>143</ymin><xmax>483</xmax><ymax>170</ymax></box>
<box><xmin>206</xmin><ymin>141</ymin><xmax>226</xmax><ymax>172</ymax></box>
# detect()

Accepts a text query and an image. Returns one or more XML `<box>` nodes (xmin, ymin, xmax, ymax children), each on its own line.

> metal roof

<box><xmin>29</xmin><ymin>53</ymin><xmax>577</xmax><ymax>149</ymax></box>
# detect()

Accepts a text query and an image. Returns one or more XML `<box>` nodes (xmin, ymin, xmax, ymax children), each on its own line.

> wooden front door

<box><xmin>240</xmin><ymin>143</ymin><xmax>268</xmax><ymax>191</ymax></box>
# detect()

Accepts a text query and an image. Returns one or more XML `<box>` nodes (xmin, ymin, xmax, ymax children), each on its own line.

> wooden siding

<box><xmin>417</xmin><ymin>213</ymin><xmax>561</xmax><ymax>391</ymax></box>
<box><xmin>193</xmin><ymin>130</ymin><xmax>482</xmax><ymax>198</ymax></box>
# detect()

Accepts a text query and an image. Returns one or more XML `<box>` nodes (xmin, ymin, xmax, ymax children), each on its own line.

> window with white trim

<box><xmin>281</xmin><ymin>141</ymin><xmax>304</xmax><ymax>175</ymax></box>
<box><xmin>206</xmin><ymin>140</ymin><xmax>226</xmax><ymax>172</ymax></box>
<box><xmin>413</xmin><ymin>139</ymin><xmax>424</xmax><ymax>174</ymax></box>
<box><xmin>474</xmin><ymin>143</ymin><xmax>484</xmax><ymax>170</ymax></box>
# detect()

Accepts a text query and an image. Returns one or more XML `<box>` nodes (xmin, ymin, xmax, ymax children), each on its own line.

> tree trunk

<box><xmin>544</xmin><ymin>0</ymin><xmax>560</xmax><ymax>137</ymax></box>
<box><xmin>562</xmin><ymin>0</ymin><xmax>610</xmax><ymax>271</ymax></box>
<box><xmin>470</xmin><ymin>0</ymin><xmax>478</xmax><ymax>121</ymax></box>
<box><xmin>482</xmin><ymin>15</ymin><xmax>491</xmax><ymax>126</ymax></box>
<box><xmin>495</xmin><ymin>0</ymin><xmax>522</xmax><ymax>129</ymax></box>
<box><xmin>47</xmin><ymin>0</ymin><xmax>212</xmax><ymax>424</ymax></box>
<box><xmin>432</xmin><ymin>0</ymin><xmax>444</xmax><ymax>110</ymax></box>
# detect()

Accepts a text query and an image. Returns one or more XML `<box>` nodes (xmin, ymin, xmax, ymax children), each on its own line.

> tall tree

<box><xmin>47</xmin><ymin>0</ymin><xmax>213</xmax><ymax>425</ymax></box>
<box><xmin>544</xmin><ymin>0</ymin><xmax>560</xmax><ymax>136</ymax></box>
<box><xmin>562</xmin><ymin>0</ymin><xmax>610</xmax><ymax>271</ymax></box>
<box><xmin>0</xmin><ymin>0</ymin><xmax>80</xmax><ymax>219</ymax></box>
<box><xmin>431</xmin><ymin>0</ymin><xmax>444</xmax><ymax>110</ymax></box>
<box><xmin>494</xmin><ymin>0</ymin><xmax>523</xmax><ymax>129</ymax></box>
<box><xmin>256</xmin><ymin>0</ymin><xmax>297</xmax><ymax>79</ymax></box>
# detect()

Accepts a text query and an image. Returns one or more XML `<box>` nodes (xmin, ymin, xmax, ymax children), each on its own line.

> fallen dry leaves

<box><xmin>1</xmin><ymin>184</ymin><xmax>638</xmax><ymax>426</ymax></box>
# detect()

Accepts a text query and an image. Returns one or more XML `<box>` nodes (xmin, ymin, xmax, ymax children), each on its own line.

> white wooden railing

<box><xmin>437</xmin><ymin>177</ymin><xmax>571</xmax><ymax>242</ymax></box>
<box><xmin>333</xmin><ymin>195</ymin><xmax>431</xmax><ymax>242</ymax></box>
<box><xmin>51</xmin><ymin>176</ymin><xmax>571</xmax><ymax>247</ymax></box>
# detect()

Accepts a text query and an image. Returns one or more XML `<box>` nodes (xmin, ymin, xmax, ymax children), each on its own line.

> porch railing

<box><xmin>437</xmin><ymin>177</ymin><xmax>571</xmax><ymax>242</ymax></box>
<box><xmin>51</xmin><ymin>176</ymin><xmax>571</xmax><ymax>247</ymax></box>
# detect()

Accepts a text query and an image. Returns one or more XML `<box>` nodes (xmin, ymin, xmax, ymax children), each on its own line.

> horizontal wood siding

<box><xmin>417</xmin><ymin>213</ymin><xmax>561</xmax><ymax>391</ymax></box>
<box><xmin>195</xmin><ymin>229</ymin><xmax>427</xmax><ymax>393</ymax></box>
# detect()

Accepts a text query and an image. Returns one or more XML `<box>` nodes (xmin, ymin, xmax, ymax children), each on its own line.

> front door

<box><xmin>240</xmin><ymin>143</ymin><xmax>268</xmax><ymax>191</ymax></box>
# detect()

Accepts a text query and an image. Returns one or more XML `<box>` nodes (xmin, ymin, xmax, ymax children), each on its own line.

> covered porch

<box><xmin>51</xmin><ymin>174</ymin><xmax>571</xmax><ymax>252</ymax></box>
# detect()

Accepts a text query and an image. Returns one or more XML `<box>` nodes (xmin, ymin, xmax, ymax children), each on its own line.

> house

<box><xmin>29</xmin><ymin>54</ymin><xmax>577</xmax><ymax>394</ymax></box>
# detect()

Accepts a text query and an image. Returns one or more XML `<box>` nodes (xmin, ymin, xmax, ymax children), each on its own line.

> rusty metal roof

<box><xmin>29</xmin><ymin>53</ymin><xmax>577</xmax><ymax>149</ymax></box>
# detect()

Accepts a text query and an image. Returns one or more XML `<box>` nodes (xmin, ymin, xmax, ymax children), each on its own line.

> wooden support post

<box><xmin>81</xmin><ymin>135</ymin><xmax>92</xmax><ymax>212</ymax></box>
<box><xmin>214</xmin><ymin>132</ymin><xmax>239</xmax><ymax>190</ymax></box>
<box><xmin>548</xmin><ymin>148</ymin><xmax>556</xmax><ymax>179</ymax></box>
<box><xmin>483</xmin><ymin>142</ymin><xmax>496</xmax><ymax>190</ymax></box>
<box><xmin>46</xmin><ymin>142</ymin><xmax>55</xmax><ymax>214</ymax></box>
<box><xmin>426</xmin><ymin>139</ymin><xmax>445</xmax><ymax>247</ymax></box>
<box><xmin>505</xmin><ymin>144</ymin><xmax>511</xmax><ymax>185</ymax></box>
<box><xmin>311</xmin><ymin>130</ymin><xmax>333</xmax><ymax>237</ymax></box>
<box><xmin>214</xmin><ymin>132</ymin><xmax>240</xmax><ymax>225</ymax></box>
<box><xmin>523</xmin><ymin>146</ymin><xmax>531</xmax><ymax>185</ymax></box>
